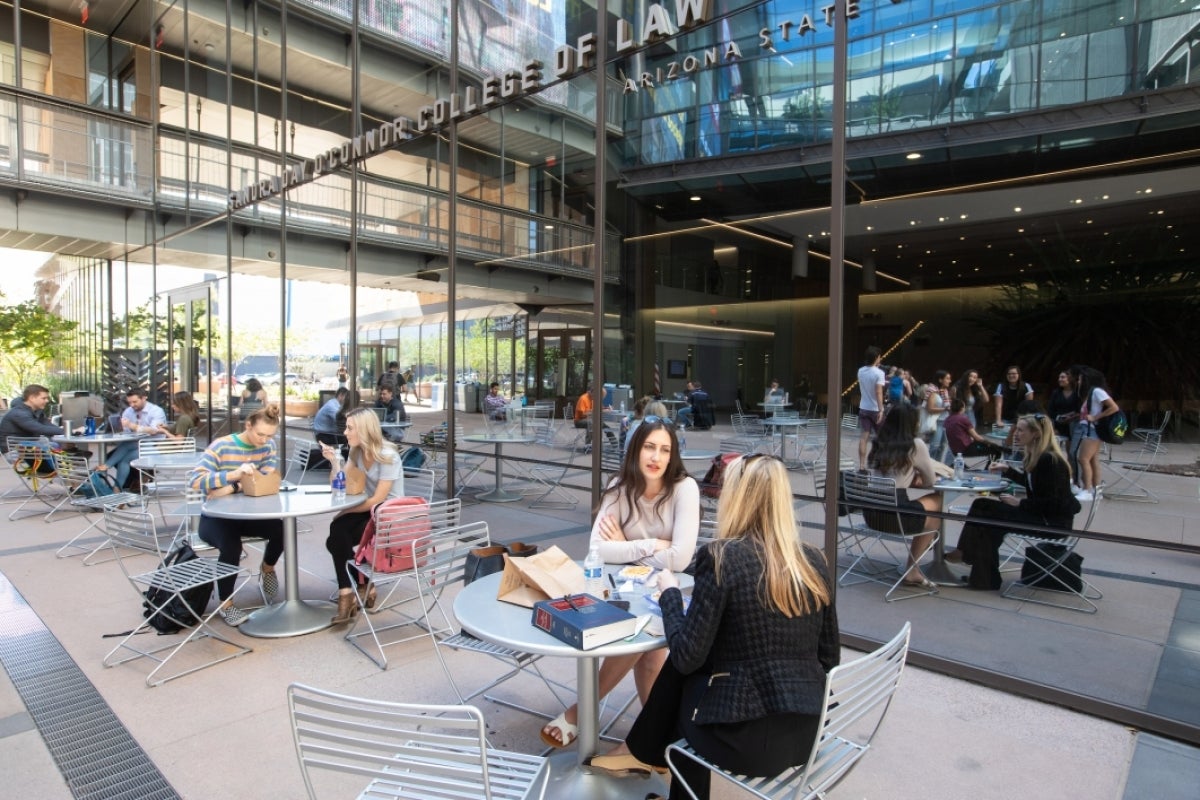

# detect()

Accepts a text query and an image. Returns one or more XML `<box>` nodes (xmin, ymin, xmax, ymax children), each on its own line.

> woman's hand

<box><xmin>597</xmin><ymin>515</ymin><xmax>627</xmax><ymax>542</ymax></box>
<box><xmin>654</xmin><ymin>570</ymin><xmax>680</xmax><ymax>591</ymax></box>
<box><xmin>999</xmin><ymin>494</ymin><xmax>1020</xmax><ymax>506</ymax></box>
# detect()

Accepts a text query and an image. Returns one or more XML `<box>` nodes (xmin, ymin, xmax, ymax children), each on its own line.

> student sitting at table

<box><xmin>106</xmin><ymin>387</ymin><xmax>167</xmax><ymax>489</ymax></box>
<box><xmin>322</xmin><ymin>408</ymin><xmax>405</xmax><ymax>626</ymax></box>
<box><xmin>943</xmin><ymin>397</ymin><xmax>1003</xmax><ymax>463</ymax></box>
<box><xmin>763</xmin><ymin>378</ymin><xmax>786</xmax><ymax>404</ymax></box>
<box><xmin>539</xmin><ymin>418</ymin><xmax>700</xmax><ymax>749</ymax></box>
<box><xmin>584</xmin><ymin>454</ymin><xmax>839</xmax><ymax>798</ymax></box>
<box><xmin>158</xmin><ymin>391</ymin><xmax>200</xmax><ymax>440</ymax></box>
<box><xmin>865</xmin><ymin>403</ymin><xmax>940</xmax><ymax>590</ymax></box>
<box><xmin>482</xmin><ymin>382</ymin><xmax>509</xmax><ymax>421</ymax></box>
<box><xmin>945</xmin><ymin>412</ymin><xmax>1080</xmax><ymax>591</ymax></box>
<box><xmin>191</xmin><ymin>404</ymin><xmax>284</xmax><ymax>628</ymax></box>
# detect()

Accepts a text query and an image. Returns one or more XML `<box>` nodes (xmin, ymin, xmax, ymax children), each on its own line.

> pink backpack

<box><xmin>355</xmin><ymin>496</ymin><xmax>430</xmax><ymax>573</ymax></box>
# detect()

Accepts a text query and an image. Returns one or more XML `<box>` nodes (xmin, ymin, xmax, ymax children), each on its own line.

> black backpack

<box><xmin>142</xmin><ymin>543</ymin><xmax>214</xmax><ymax>634</ymax></box>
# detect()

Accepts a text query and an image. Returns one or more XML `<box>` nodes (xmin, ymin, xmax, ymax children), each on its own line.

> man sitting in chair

<box><xmin>944</xmin><ymin>398</ymin><xmax>1003</xmax><ymax>463</ymax></box>
<box><xmin>483</xmin><ymin>382</ymin><xmax>509</xmax><ymax>421</ymax></box>
<box><xmin>374</xmin><ymin>384</ymin><xmax>408</xmax><ymax>444</ymax></box>
<box><xmin>675</xmin><ymin>381</ymin><xmax>711</xmax><ymax>430</ymax></box>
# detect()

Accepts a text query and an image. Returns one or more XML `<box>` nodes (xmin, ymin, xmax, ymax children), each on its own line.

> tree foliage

<box><xmin>974</xmin><ymin>231</ymin><xmax>1200</xmax><ymax>411</ymax></box>
<box><xmin>0</xmin><ymin>299</ymin><xmax>79</xmax><ymax>394</ymax></box>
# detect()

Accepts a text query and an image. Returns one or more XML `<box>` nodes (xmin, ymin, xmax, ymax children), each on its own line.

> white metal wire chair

<box><xmin>6</xmin><ymin>439</ymin><xmax>64</xmax><ymax>520</ymax></box>
<box><xmin>49</xmin><ymin>452</ymin><xmax>143</xmax><ymax>559</ymax></box>
<box><xmin>838</xmin><ymin>471</ymin><xmax>939</xmax><ymax>601</ymax></box>
<box><xmin>287</xmin><ymin>683</ymin><xmax>550</xmax><ymax>800</ymax></box>
<box><xmin>102</xmin><ymin>506</ymin><xmax>252</xmax><ymax>686</ymax></box>
<box><xmin>1001</xmin><ymin>492</ymin><xmax>1103</xmax><ymax>613</ymax></box>
<box><xmin>665</xmin><ymin>622</ymin><xmax>911</xmax><ymax>800</ymax></box>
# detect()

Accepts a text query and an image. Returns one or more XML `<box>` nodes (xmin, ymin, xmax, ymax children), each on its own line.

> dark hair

<box><xmin>863</xmin><ymin>346</ymin><xmax>881</xmax><ymax>365</ymax></box>
<box><xmin>244</xmin><ymin>378</ymin><xmax>264</xmax><ymax>394</ymax></box>
<box><xmin>952</xmin><ymin>369</ymin><xmax>984</xmax><ymax>404</ymax></box>
<box><xmin>602</xmin><ymin>419</ymin><xmax>688</xmax><ymax>530</ymax></box>
<box><xmin>869</xmin><ymin>404</ymin><xmax>920</xmax><ymax>475</ymax></box>
<box><xmin>335</xmin><ymin>387</ymin><xmax>350</xmax><ymax>400</ymax></box>
<box><xmin>22</xmin><ymin>384</ymin><xmax>49</xmax><ymax>399</ymax></box>
<box><xmin>490</xmin><ymin>382</ymin><xmax>500</xmax><ymax>390</ymax></box>
<box><xmin>126</xmin><ymin>387</ymin><xmax>148</xmax><ymax>399</ymax></box>
<box><xmin>172</xmin><ymin>391</ymin><xmax>201</xmax><ymax>420</ymax></box>
<box><xmin>387</xmin><ymin>361</ymin><xmax>399</xmax><ymax>370</ymax></box>
<box><xmin>950</xmin><ymin>397</ymin><xmax>966</xmax><ymax>414</ymax></box>
<box><xmin>1069</xmin><ymin>364</ymin><xmax>1108</xmax><ymax>397</ymax></box>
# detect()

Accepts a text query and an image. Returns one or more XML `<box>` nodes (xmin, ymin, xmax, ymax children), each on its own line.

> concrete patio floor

<box><xmin>1</xmin><ymin>403</ymin><xmax>1198</xmax><ymax>799</ymax></box>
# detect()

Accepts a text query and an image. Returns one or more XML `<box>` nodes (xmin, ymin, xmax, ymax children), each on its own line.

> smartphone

<box><xmin>607</xmin><ymin>600</ymin><xmax>631</xmax><ymax>611</ymax></box>
<box><xmin>279</xmin><ymin>485</ymin><xmax>297</xmax><ymax>492</ymax></box>
<box><xmin>307</xmin><ymin>488</ymin><xmax>332</xmax><ymax>494</ymax></box>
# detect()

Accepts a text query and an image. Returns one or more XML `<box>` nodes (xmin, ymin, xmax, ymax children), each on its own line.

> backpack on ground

<box><xmin>700</xmin><ymin>453</ymin><xmax>740</xmax><ymax>499</ymax></box>
<box><xmin>400</xmin><ymin>446</ymin><xmax>427</xmax><ymax>470</ymax></box>
<box><xmin>355</xmin><ymin>496</ymin><xmax>431</xmax><ymax>574</ymax></box>
<box><xmin>78</xmin><ymin>469</ymin><xmax>119</xmax><ymax>499</ymax></box>
<box><xmin>142</xmin><ymin>543</ymin><xmax>214</xmax><ymax>635</ymax></box>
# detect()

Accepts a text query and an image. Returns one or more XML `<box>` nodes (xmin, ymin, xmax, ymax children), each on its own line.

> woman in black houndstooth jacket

<box><xmin>585</xmin><ymin>454</ymin><xmax>840</xmax><ymax>800</ymax></box>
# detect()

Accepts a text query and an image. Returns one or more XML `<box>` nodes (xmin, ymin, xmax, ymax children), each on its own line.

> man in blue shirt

<box><xmin>314</xmin><ymin>387</ymin><xmax>349</xmax><ymax>449</ymax></box>
<box><xmin>105</xmin><ymin>387</ymin><xmax>167</xmax><ymax>488</ymax></box>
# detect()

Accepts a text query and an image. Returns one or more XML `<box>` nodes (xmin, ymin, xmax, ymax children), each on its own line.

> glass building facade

<box><xmin>2</xmin><ymin>0</ymin><xmax>1199</xmax><ymax>741</ymax></box>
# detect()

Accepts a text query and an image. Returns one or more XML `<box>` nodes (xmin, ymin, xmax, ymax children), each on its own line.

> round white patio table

<box><xmin>454</xmin><ymin>567</ymin><xmax>692</xmax><ymax>800</ymax></box>
<box><xmin>201</xmin><ymin>485</ymin><xmax>364</xmax><ymax>637</ymax></box>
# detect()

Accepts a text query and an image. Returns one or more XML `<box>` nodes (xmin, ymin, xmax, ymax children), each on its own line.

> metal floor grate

<box><xmin>0</xmin><ymin>572</ymin><xmax>180</xmax><ymax>800</ymax></box>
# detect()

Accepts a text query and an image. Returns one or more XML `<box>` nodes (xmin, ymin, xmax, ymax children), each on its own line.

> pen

<box><xmin>563</xmin><ymin>594</ymin><xmax>580</xmax><ymax>611</ymax></box>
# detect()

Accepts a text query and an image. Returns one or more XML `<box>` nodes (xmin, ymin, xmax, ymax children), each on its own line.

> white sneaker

<box><xmin>1072</xmin><ymin>485</ymin><xmax>1086</xmax><ymax>496</ymax></box>
<box><xmin>1075</xmin><ymin>490</ymin><xmax>1093</xmax><ymax>502</ymax></box>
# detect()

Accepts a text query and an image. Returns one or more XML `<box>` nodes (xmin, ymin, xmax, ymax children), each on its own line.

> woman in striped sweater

<box><xmin>190</xmin><ymin>405</ymin><xmax>283</xmax><ymax>627</ymax></box>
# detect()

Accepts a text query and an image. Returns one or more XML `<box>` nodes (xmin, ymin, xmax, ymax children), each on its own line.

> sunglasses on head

<box><xmin>742</xmin><ymin>453</ymin><xmax>783</xmax><ymax>465</ymax></box>
<box><xmin>643</xmin><ymin>415</ymin><xmax>675</xmax><ymax>428</ymax></box>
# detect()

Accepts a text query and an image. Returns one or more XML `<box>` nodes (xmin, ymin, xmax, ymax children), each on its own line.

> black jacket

<box><xmin>1002</xmin><ymin>452</ymin><xmax>1080</xmax><ymax>527</ymax></box>
<box><xmin>659</xmin><ymin>539</ymin><xmax>839</xmax><ymax>725</ymax></box>
<box><xmin>0</xmin><ymin>399</ymin><xmax>62</xmax><ymax>452</ymax></box>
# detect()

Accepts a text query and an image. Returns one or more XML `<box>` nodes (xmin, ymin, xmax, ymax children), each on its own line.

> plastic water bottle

<box><xmin>332</xmin><ymin>453</ymin><xmax>347</xmax><ymax>502</ymax></box>
<box><xmin>583</xmin><ymin>545</ymin><xmax>604</xmax><ymax>598</ymax></box>
<box><xmin>953</xmin><ymin>453</ymin><xmax>965</xmax><ymax>481</ymax></box>
<box><xmin>679</xmin><ymin>428</ymin><xmax>687</xmax><ymax>452</ymax></box>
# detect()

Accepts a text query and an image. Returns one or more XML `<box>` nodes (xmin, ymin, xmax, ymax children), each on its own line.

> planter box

<box><xmin>285</xmin><ymin>399</ymin><xmax>319</xmax><ymax>418</ymax></box>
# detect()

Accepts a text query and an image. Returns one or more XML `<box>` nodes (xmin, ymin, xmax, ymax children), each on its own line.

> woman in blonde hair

<box><xmin>946</xmin><ymin>413</ymin><xmax>1080</xmax><ymax>590</ymax></box>
<box><xmin>586</xmin><ymin>455</ymin><xmax>839</xmax><ymax>800</ymax></box>
<box><xmin>321</xmin><ymin>407</ymin><xmax>405</xmax><ymax>625</ymax></box>
<box><xmin>192</xmin><ymin>404</ymin><xmax>284</xmax><ymax>628</ymax></box>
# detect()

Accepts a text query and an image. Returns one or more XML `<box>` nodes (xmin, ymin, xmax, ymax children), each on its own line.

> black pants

<box><xmin>956</xmin><ymin>499</ymin><xmax>1062</xmax><ymax>589</ymax></box>
<box><xmin>956</xmin><ymin>440</ymin><xmax>1003</xmax><ymax>460</ymax></box>
<box><xmin>326</xmin><ymin>510</ymin><xmax>371</xmax><ymax>590</ymax></box>
<box><xmin>198</xmin><ymin>514</ymin><xmax>284</xmax><ymax>601</ymax></box>
<box><xmin>625</xmin><ymin>660</ymin><xmax>821</xmax><ymax>800</ymax></box>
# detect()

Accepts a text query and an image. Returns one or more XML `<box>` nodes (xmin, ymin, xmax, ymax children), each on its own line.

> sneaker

<box><xmin>260</xmin><ymin>569</ymin><xmax>279</xmax><ymax>601</ymax></box>
<box><xmin>1075</xmin><ymin>490</ymin><xmax>1093</xmax><ymax>502</ymax></box>
<box><xmin>219</xmin><ymin>605</ymin><xmax>250</xmax><ymax>627</ymax></box>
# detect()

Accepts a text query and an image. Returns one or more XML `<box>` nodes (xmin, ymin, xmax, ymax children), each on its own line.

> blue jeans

<box><xmin>105</xmin><ymin>441</ymin><xmax>139</xmax><ymax>488</ymax></box>
<box><xmin>676</xmin><ymin>406</ymin><xmax>694</xmax><ymax>427</ymax></box>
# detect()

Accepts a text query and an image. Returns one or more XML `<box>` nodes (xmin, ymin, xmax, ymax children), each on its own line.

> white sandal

<box><xmin>539</xmin><ymin>712</ymin><xmax>578</xmax><ymax>748</ymax></box>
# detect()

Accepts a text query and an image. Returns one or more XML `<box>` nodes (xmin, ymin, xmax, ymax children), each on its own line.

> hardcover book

<box><xmin>531</xmin><ymin>594</ymin><xmax>638</xmax><ymax>650</ymax></box>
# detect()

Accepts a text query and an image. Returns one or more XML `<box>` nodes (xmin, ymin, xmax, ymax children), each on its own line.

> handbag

<box><xmin>1020</xmin><ymin>544</ymin><xmax>1083</xmax><ymax>593</ymax></box>
<box><xmin>463</xmin><ymin>541</ymin><xmax>539</xmax><ymax>585</ymax></box>
<box><xmin>355</xmin><ymin>496</ymin><xmax>430</xmax><ymax>574</ymax></box>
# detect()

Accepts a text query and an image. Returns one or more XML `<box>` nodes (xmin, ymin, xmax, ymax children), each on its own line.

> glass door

<box><xmin>535</xmin><ymin>329</ymin><xmax>591</xmax><ymax>407</ymax></box>
<box><xmin>166</xmin><ymin>282</ymin><xmax>217</xmax><ymax>434</ymax></box>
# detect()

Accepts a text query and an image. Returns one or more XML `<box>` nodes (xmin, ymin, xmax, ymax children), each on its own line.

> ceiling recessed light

<box><xmin>1013</xmin><ymin>207</ymin><xmax>1022</xmax><ymax>213</ymax></box>
<box><xmin>690</xmin><ymin>195</ymin><xmax>701</xmax><ymax>202</ymax></box>
<box><xmin>906</xmin><ymin>153</ymin><xmax>922</xmax><ymax>160</ymax></box>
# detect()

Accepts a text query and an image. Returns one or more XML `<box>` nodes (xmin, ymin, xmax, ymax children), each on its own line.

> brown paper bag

<box><xmin>496</xmin><ymin>545</ymin><xmax>586</xmax><ymax>607</ymax></box>
<box><xmin>241</xmin><ymin>470</ymin><xmax>281</xmax><ymax>497</ymax></box>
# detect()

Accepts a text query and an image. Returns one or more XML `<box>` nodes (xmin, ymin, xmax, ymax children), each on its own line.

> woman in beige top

<box><xmin>866</xmin><ymin>403</ymin><xmax>941</xmax><ymax>588</ymax></box>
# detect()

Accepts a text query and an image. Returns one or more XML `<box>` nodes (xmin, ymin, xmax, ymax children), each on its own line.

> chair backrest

<box><xmin>374</xmin><ymin>497</ymin><xmax>460</xmax><ymax>542</ymax></box>
<box><xmin>411</xmin><ymin>521</ymin><xmax>492</xmax><ymax>607</ymax></box>
<box><xmin>841</xmin><ymin>470</ymin><xmax>897</xmax><ymax>508</ymax></box>
<box><xmin>50</xmin><ymin>452</ymin><xmax>92</xmax><ymax>492</ymax></box>
<box><xmin>841</xmin><ymin>412</ymin><xmax>859</xmax><ymax>429</ymax></box>
<box><xmin>13</xmin><ymin>442</ymin><xmax>56</xmax><ymax>478</ymax></box>
<box><xmin>401</xmin><ymin>467</ymin><xmax>437</xmax><ymax>502</ymax></box>
<box><xmin>287</xmin><ymin>683</ymin><xmax>498</xmax><ymax>800</ymax></box>
<box><xmin>719</xmin><ymin>439</ymin><xmax>754</xmax><ymax>455</ymax></box>
<box><xmin>800</xmin><ymin>622</ymin><xmax>911</xmax><ymax>791</ymax></box>
<box><xmin>284</xmin><ymin>438</ymin><xmax>317</xmax><ymax>483</ymax></box>
<box><xmin>138</xmin><ymin>437</ymin><xmax>197</xmax><ymax>457</ymax></box>
<box><xmin>103</xmin><ymin>505</ymin><xmax>175</xmax><ymax>560</ymax></box>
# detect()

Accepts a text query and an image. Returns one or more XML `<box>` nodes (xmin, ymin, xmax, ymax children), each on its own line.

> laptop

<box><xmin>108</xmin><ymin>414</ymin><xmax>124</xmax><ymax>434</ymax></box>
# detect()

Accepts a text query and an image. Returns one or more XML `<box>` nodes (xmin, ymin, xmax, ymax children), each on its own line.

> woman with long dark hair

<box><xmin>946</xmin><ymin>413</ymin><xmax>1079</xmax><ymax>589</ymax></box>
<box><xmin>1046</xmin><ymin>369</ymin><xmax>1081</xmax><ymax>483</ymax></box>
<box><xmin>159</xmin><ymin>390</ymin><xmax>200</xmax><ymax>440</ymax></box>
<box><xmin>585</xmin><ymin>455</ymin><xmax>838</xmax><ymax>800</ymax></box>
<box><xmin>540</xmin><ymin>417</ymin><xmax>700</xmax><ymax>749</ymax></box>
<box><xmin>867</xmin><ymin>403</ymin><xmax>941</xmax><ymax>588</ymax></box>
<box><xmin>923</xmin><ymin>369</ymin><xmax>953</xmax><ymax>455</ymax></box>
<box><xmin>1070</xmin><ymin>365</ymin><xmax>1119</xmax><ymax>501</ymax></box>
<box><xmin>952</xmin><ymin>368</ymin><xmax>990</xmax><ymax>428</ymax></box>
